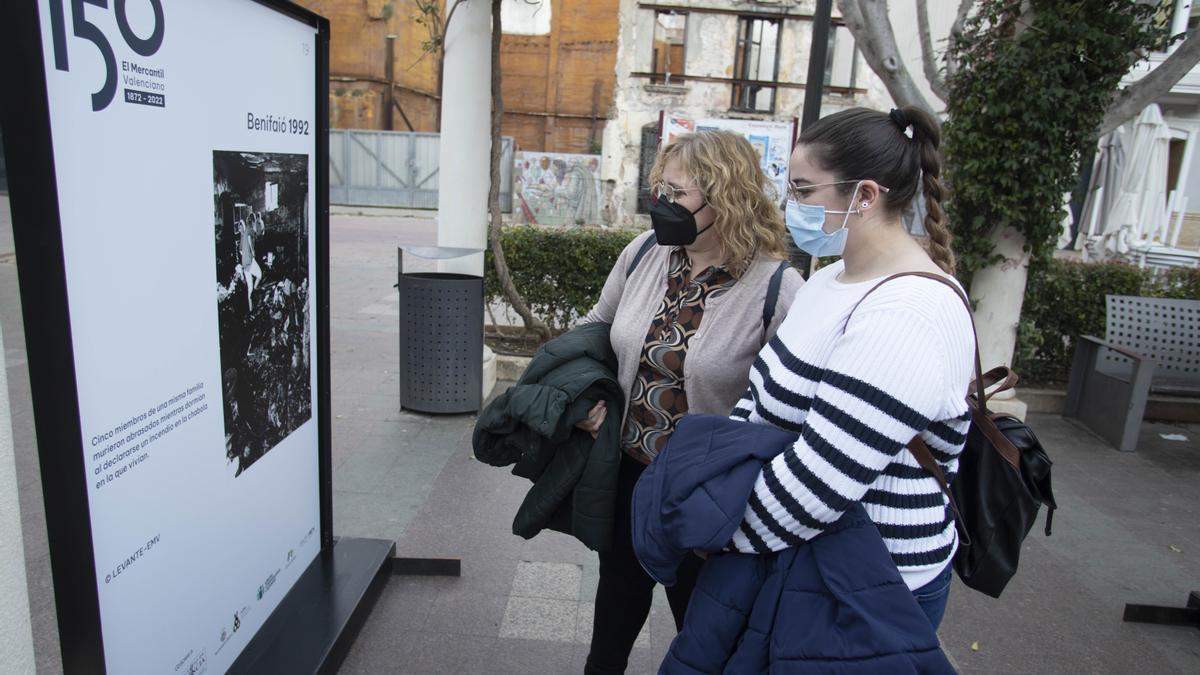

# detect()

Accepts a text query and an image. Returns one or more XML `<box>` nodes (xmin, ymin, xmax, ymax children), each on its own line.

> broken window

<box><xmin>731</xmin><ymin>17</ymin><xmax>780</xmax><ymax>113</ymax></box>
<box><xmin>501</xmin><ymin>0</ymin><xmax>551</xmax><ymax>36</ymax></box>
<box><xmin>824</xmin><ymin>26</ymin><xmax>862</xmax><ymax>90</ymax></box>
<box><xmin>651</xmin><ymin>10</ymin><xmax>687</xmax><ymax>84</ymax></box>
<box><xmin>824</xmin><ymin>28</ymin><xmax>837</xmax><ymax>87</ymax></box>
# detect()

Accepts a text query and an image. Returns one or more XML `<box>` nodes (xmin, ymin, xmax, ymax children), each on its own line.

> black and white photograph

<box><xmin>213</xmin><ymin>151</ymin><xmax>311</xmax><ymax>476</ymax></box>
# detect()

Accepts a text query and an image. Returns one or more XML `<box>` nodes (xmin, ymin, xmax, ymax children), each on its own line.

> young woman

<box><xmin>728</xmin><ymin>106</ymin><xmax>975</xmax><ymax>630</ymax></box>
<box><xmin>578</xmin><ymin>130</ymin><xmax>803</xmax><ymax>674</ymax></box>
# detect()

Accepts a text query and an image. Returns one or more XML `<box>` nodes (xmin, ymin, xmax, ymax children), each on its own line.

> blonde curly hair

<box><xmin>648</xmin><ymin>130</ymin><xmax>788</xmax><ymax>277</ymax></box>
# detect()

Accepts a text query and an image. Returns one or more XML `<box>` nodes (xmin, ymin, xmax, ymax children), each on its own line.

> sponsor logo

<box><xmin>257</xmin><ymin>569</ymin><xmax>280</xmax><ymax>600</ymax></box>
<box><xmin>47</xmin><ymin>0</ymin><xmax>167</xmax><ymax>111</ymax></box>
<box><xmin>186</xmin><ymin>650</ymin><xmax>207</xmax><ymax>675</ymax></box>
<box><xmin>174</xmin><ymin>648</ymin><xmax>206</xmax><ymax>675</ymax></box>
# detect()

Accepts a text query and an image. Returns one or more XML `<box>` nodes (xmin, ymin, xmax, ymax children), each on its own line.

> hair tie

<box><xmin>889</xmin><ymin>108</ymin><xmax>914</xmax><ymax>139</ymax></box>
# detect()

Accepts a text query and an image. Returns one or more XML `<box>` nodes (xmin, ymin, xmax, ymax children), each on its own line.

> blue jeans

<box><xmin>912</xmin><ymin>563</ymin><xmax>953</xmax><ymax>630</ymax></box>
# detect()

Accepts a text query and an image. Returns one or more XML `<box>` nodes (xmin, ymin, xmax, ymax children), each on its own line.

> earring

<box><xmin>861</xmin><ymin>201</ymin><xmax>869</xmax><ymax>208</ymax></box>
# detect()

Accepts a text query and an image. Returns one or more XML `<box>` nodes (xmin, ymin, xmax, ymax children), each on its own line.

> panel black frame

<box><xmin>0</xmin><ymin>1</ymin><xmax>331</xmax><ymax>672</ymax></box>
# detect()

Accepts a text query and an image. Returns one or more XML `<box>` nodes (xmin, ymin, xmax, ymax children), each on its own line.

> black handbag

<box><xmin>850</xmin><ymin>272</ymin><xmax>1058</xmax><ymax>598</ymax></box>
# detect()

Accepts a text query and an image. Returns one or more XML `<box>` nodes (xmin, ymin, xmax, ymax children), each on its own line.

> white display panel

<box><xmin>36</xmin><ymin>1</ymin><xmax>321</xmax><ymax>672</ymax></box>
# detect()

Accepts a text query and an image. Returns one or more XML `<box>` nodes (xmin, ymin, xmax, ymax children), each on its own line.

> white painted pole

<box><xmin>1172</xmin><ymin>1</ymin><xmax>1192</xmax><ymax>43</ymax></box>
<box><xmin>1172</xmin><ymin>196</ymin><xmax>1188</xmax><ymax>247</ymax></box>
<box><xmin>0</xmin><ymin>327</ymin><xmax>36</xmax><ymax>673</ymax></box>
<box><xmin>436</xmin><ymin>0</ymin><xmax>493</xmax><ymax>276</ymax></box>
<box><xmin>1165</xmin><ymin>189</ymin><xmax>1178</xmax><ymax>244</ymax></box>
<box><xmin>1170</xmin><ymin>128</ymin><xmax>1198</xmax><ymax>247</ymax></box>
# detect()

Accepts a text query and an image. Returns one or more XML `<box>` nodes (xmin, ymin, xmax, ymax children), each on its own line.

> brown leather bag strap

<box><xmin>978</xmin><ymin>365</ymin><xmax>1020</xmax><ymax>405</ymax></box>
<box><xmin>907</xmin><ymin>437</ymin><xmax>972</xmax><ymax>546</ymax></box>
<box><xmin>841</xmin><ymin>271</ymin><xmax>988</xmax><ymax>414</ymax></box>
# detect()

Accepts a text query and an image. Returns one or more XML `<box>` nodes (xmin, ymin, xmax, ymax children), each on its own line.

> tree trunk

<box><xmin>488</xmin><ymin>0</ymin><xmax>551</xmax><ymax>342</ymax></box>
<box><xmin>968</xmin><ymin>226</ymin><xmax>1031</xmax><ymax>419</ymax></box>
<box><xmin>436</xmin><ymin>51</ymin><xmax>445</xmax><ymax>131</ymax></box>
<box><xmin>915</xmin><ymin>0</ymin><xmax>949</xmax><ymax>101</ymax></box>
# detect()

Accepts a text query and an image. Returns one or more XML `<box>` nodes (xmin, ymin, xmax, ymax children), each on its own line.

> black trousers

<box><xmin>585</xmin><ymin>452</ymin><xmax>704</xmax><ymax>675</ymax></box>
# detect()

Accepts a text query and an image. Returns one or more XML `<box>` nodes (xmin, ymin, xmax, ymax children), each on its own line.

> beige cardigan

<box><xmin>582</xmin><ymin>230</ymin><xmax>804</xmax><ymax>425</ymax></box>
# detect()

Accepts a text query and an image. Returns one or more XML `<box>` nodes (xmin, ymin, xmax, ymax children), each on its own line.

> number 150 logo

<box><xmin>48</xmin><ymin>0</ymin><xmax>165</xmax><ymax>112</ymax></box>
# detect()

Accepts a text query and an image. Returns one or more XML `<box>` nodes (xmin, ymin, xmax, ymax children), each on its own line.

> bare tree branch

<box><xmin>1099</xmin><ymin>25</ymin><xmax>1200</xmax><ymax>135</ymax></box>
<box><xmin>916</xmin><ymin>0</ymin><xmax>948</xmax><ymax>101</ymax></box>
<box><xmin>487</xmin><ymin>0</ymin><xmax>552</xmax><ymax>342</ymax></box>
<box><xmin>837</xmin><ymin>0</ymin><xmax>936</xmax><ymax>115</ymax></box>
<box><xmin>945</xmin><ymin>0</ymin><xmax>975</xmax><ymax>78</ymax></box>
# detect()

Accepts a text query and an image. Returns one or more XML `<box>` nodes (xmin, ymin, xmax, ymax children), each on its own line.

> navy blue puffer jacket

<box><xmin>633</xmin><ymin>415</ymin><xmax>955</xmax><ymax>674</ymax></box>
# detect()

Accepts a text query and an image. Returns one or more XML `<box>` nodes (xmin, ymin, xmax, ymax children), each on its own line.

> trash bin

<box><xmin>396</xmin><ymin>246</ymin><xmax>484</xmax><ymax>413</ymax></box>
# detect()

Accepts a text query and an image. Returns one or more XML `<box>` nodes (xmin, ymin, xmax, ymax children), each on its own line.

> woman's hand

<box><xmin>576</xmin><ymin>401</ymin><xmax>608</xmax><ymax>439</ymax></box>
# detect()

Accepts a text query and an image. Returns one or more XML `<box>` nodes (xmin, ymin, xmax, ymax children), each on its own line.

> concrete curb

<box><xmin>1016</xmin><ymin>388</ymin><xmax>1199</xmax><ymax>423</ymax></box>
<box><xmin>482</xmin><ymin>346</ymin><xmax>498</xmax><ymax>401</ymax></box>
<box><xmin>495</xmin><ymin>354</ymin><xmax>531</xmax><ymax>382</ymax></box>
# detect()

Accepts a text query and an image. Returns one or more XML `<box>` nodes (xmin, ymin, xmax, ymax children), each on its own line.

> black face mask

<box><xmin>649</xmin><ymin>199</ymin><xmax>712</xmax><ymax>246</ymax></box>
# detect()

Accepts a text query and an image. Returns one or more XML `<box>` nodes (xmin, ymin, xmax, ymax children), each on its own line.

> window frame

<box><xmin>730</xmin><ymin>15</ymin><xmax>782</xmax><ymax>114</ymax></box>
<box><xmin>650</xmin><ymin>9</ymin><xmax>689</xmax><ymax>85</ymax></box>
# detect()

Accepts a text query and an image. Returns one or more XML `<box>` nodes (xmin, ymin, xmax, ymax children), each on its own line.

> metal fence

<box><xmin>329</xmin><ymin>129</ymin><xmax>512</xmax><ymax>211</ymax></box>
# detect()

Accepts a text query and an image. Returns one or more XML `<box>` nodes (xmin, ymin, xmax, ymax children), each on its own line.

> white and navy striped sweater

<box><xmin>729</xmin><ymin>260</ymin><xmax>975</xmax><ymax>590</ymax></box>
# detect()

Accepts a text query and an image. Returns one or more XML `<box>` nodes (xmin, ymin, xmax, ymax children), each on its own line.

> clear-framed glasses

<box><xmin>786</xmin><ymin>179</ymin><xmax>890</xmax><ymax>204</ymax></box>
<box><xmin>651</xmin><ymin>181</ymin><xmax>702</xmax><ymax>204</ymax></box>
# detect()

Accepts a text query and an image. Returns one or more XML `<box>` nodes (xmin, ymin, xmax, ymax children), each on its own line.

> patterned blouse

<box><xmin>622</xmin><ymin>248</ymin><xmax>736</xmax><ymax>463</ymax></box>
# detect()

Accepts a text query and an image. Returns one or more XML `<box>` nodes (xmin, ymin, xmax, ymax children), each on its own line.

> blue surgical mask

<box><xmin>784</xmin><ymin>181</ymin><xmax>862</xmax><ymax>257</ymax></box>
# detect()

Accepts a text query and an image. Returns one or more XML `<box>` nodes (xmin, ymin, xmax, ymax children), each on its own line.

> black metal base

<box><xmin>228</xmin><ymin>537</ymin><xmax>395</xmax><ymax>675</ymax></box>
<box><xmin>1123</xmin><ymin>591</ymin><xmax>1200</xmax><ymax>629</ymax></box>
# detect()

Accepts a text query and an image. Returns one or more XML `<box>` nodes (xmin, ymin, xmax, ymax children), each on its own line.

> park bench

<box><xmin>1064</xmin><ymin>295</ymin><xmax>1200</xmax><ymax>452</ymax></box>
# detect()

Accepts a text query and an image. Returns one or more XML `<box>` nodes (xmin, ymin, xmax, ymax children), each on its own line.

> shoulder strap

<box><xmin>625</xmin><ymin>232</ymin><xmax>658</xmax><ymax>278</ymax></box>
<box><xmin>842</xmin><ymin>271</ymin><xmax>986</xmax><ymax>414</ymax></box>
<box><xmin>761</xmin><ymin>260</ymin><xmax>789</xmax><ymax>335</ymax></box>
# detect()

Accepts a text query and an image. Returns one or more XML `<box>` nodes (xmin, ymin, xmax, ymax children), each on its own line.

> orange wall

<box><xmin>295</xmin><ymin>0</ymin><xmax>617</xmax><ymax>153</ymax></box>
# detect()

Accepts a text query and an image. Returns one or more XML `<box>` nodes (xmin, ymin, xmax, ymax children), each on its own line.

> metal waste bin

<box><xmin>396</xmin><ymin>246</ymin><xmax>484</xmax><ymax>413</ymax></box>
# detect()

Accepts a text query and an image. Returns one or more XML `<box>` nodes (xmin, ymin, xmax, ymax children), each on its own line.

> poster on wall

<box><xmin>8</xmin><ymin>1</ymin><xmax>326</xmax><ymax>672</ymax></box>
<box><xmin>662</xmin><ymin>113</ymin><xmax>798</xmax><ymax>203</ymax></box>
<box><xmin>513</xmin><ymin>151</ymin><xmax>602</xmax><ymax>226</ymax></box>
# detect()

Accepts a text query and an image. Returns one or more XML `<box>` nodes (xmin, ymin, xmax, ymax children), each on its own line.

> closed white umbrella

<box><xmin>1105</xmin><ymin>104</ymin><xmax>1171</xmax><ymax>254</ymax></box>
<box><xmin>1076</xmin><ymin>127</ymin><xmax>1124</xmax><ymax>250</ymax></box>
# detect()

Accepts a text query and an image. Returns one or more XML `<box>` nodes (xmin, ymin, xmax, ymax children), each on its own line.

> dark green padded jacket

<box><xmin>473</xmin><ymin>322</ymin><xmax>623</xmax><ymax>552</ymax></box>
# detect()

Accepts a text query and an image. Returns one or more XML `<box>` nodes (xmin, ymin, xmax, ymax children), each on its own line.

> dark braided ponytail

<box><xmin>902</xmin><ymin>106</ymin><xmax>955</xmax><ymax>274</ymax></box>
<box><xmin>797</xmin><ymin>106</ymin><xmax>957</xmax><ymax>275</ymax></box>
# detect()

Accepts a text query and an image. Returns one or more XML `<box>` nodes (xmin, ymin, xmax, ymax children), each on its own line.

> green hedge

<box><xmin>1015</xmin><ymin>260</ymin><xmax>1200</xmax><ymax>384</ymax></box>
<box><xmin>484</xmin><ymin>226</ymin><xmax>642</xmax><ymax>331</ymax></box>
<box><xmin>486</xmin><ymin>227</ymin><xmax>1200</xmax><ymax>385</ymax></box>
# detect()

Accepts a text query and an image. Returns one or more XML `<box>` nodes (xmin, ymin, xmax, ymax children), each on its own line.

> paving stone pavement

<box><xmin>5</xmin><ymin>196</ymin><xmax>1200</xmax><ymax>673</ymax></box>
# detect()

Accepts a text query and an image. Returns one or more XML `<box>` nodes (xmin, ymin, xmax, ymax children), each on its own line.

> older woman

<box><xmin>578</xmin><ymin>130</ymin><xmax>803</xmax><ymax>674</ymax></box>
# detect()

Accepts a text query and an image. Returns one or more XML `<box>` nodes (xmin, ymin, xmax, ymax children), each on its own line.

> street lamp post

<box><xmin>802</xmin><ymin>0</ymin><xmax>833</xmax><ymax>131</ymax></box>
<box><xmin>790</xmin><ymin>0</ymin><xmax>834</xmax><ymax>276</ymax></box>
